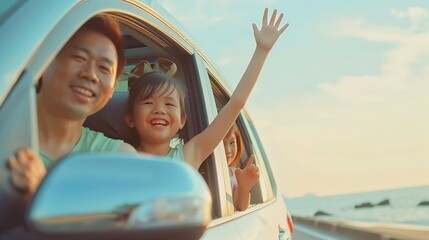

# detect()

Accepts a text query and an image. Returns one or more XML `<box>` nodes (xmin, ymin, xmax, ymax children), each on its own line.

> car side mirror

<box><xmin>27</xmin><ymin>153</ymin><xmax>212</xmax><ymax>240</ymax></box>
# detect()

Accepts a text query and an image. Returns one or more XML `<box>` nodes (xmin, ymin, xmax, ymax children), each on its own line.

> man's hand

<box><xmin>7</xmin><ymin>148</ymin><xmax>46</xmax><ymax>195</ymax></box>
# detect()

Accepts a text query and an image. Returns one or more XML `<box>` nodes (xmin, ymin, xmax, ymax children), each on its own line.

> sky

<box><xmin>158</xmin><ymin>0</ymin><xmax>429</xmax><ymax>198</ymax></box>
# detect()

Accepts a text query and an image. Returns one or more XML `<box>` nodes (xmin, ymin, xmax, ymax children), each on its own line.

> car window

<box><xmin>240</xmin><ymin>113</ymin><xmax>275</xmax><ymax>202</ymax></box>
<box><xmin>124</xmin><ymin>14</ymin><xmax>255</xmax><ymax>220</ymax></box>
<box><xmin>207</xmin><ymin>71</ymin><xmax>276</xmax><ymax>214</ymax></box>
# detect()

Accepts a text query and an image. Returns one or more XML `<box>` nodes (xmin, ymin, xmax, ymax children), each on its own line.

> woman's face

<box><xmin>223</xmin><ymin>130</ymin><xmax>238</xmax><ymax>166</ymax></box>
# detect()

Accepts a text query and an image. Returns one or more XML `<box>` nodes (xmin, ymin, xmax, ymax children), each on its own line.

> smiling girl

<box><xmin>124</xmin><ymin>8</ymin><xmax>288</xmax><ymax>169</ymax></box>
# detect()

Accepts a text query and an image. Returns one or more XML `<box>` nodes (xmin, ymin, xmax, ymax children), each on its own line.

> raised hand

<box><xmin>235</xmin><ymin>155</ymin><xmax>259</xmax><ymax>191</ymax></box>
<box><xmin>7</xmin><ymin>148</ymin><xmax>46</xmax><ymax>195</ymax></box>
<box><xmin>252</xmin><ymin>8</ymin><xmax>289</xmax><ymax>52</ymax></box>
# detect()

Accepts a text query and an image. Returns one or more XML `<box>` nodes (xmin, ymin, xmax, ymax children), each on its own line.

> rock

<box><xmin>355</xmin><ymin>199</ymin><xmax>390</xmax><ymax>209</ymax></box>
<box><xmin>314</xmin><ymin>210</ymin><xmax>331</xmax><ymax>217</ymax></box>
<box><xmin>377</xmin><ymin>199</ymin><xmax>390</xmax><ymax>206</ymax></box>
<box><xmin>418</xmin><ymin>201</ymin><xmax>429</xmax><ymax>206</ymax></box>
<box><xmin>355</xmin><ymin>202</ymin><xmax>374</xmax><ymax>209</ymax></box>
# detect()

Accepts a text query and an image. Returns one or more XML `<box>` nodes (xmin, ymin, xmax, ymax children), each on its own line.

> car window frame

<box><xmin>240</xmin><ymin>114</ymin><xmax>275</xmax><ymax>201</ymax></box>
<box><xmin>205</xmin><ymin>69</ymin><xmax>267</xmax><ymax>216</ymax></box>
<box><xmin>205</xmin><ymin>66</ymin><xmax>279</xmax><ymax>214</ymax></box>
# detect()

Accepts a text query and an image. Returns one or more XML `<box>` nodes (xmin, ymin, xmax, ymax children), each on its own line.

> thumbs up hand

<box><xmin>235</xmin><ymin>155</ymin><xmax>259</xmax><ymax>191</ymax></box>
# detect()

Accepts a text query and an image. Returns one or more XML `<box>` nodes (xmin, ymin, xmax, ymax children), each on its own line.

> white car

<box><xmin>0</xmin><ymin>1</ymin><xmax>293</xmax><ymax>239</ymax></box>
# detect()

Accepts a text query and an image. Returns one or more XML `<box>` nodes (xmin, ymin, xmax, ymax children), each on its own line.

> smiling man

<box><xmin>8</xmin><ymin>15</ymin><xmax>136</xmax><ymax>196</ymax></box>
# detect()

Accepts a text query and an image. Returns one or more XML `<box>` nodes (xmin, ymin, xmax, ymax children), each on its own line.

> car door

<box><xmin>196</xmin><ymin>66</ymin><xmax>291</xmax><ymax>240</ymax></box>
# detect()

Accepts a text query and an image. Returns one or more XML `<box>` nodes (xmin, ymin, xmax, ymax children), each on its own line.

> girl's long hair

<box><xmin>228</xmin><ymin>123</ymin><xmax>244</xmax><ymax>167</ymax></box>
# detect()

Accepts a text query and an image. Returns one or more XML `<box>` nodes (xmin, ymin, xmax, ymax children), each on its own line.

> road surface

<box><xmin>293</xmin><ymin>222</ymin><xmax>362</xmax><ymax>240</ymax></box>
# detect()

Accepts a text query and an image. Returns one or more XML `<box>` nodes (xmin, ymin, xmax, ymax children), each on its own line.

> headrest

<box><xmin>84</xmin><ymin>91</ymin><xmax>139</xmax><ymax>147</ymax></box>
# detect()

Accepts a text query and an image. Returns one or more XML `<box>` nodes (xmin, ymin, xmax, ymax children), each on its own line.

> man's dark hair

<box><xmin>80</xmin><ymin>15</ymin><xmax>125</xmax><ymax>80</ymax></box>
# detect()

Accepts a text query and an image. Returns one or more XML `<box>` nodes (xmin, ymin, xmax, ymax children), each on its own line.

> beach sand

<box><xmin>293</xmin><ymin>216</ymin><xmax>429</xmax><ymax>240</ymax></box>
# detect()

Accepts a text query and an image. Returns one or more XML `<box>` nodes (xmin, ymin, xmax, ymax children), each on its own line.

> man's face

<box><xmin>39</xmin><ymin>29</ymin><xmax>118</xmax><ymax>120</ymax></box>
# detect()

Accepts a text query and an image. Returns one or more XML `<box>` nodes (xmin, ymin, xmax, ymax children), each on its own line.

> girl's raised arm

<box><xmin>183</xmin><ymin>8</ymin><xmax>289</xmax><ymax>169</ymax></box>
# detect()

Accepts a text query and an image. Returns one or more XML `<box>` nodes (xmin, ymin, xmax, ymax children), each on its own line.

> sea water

<box><xmin>284</xmin><ymin>185</ymin><xmax>429</xmax><ymax>226</ymax></box>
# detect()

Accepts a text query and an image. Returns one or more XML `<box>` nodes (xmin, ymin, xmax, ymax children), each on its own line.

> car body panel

<box><xmin>0</xmin><ymin>0</ymin><xmax>78</xmax><ymax>105</ymax></box>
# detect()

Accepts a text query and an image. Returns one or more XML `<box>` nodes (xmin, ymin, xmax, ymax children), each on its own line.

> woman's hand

<box><xmin>235</xmin><ymin>155</ymin><xmax>259</xmax><ymax>191</ymax></box>
<box><xmin>7</xmin><ymin>148</ymin><xmax>46</xmax><ymax>195</ymax></box>
<box><xmin>253</xmin><ymin>8</ymin><xmax>289</xmax><ymax>52</ymax></box>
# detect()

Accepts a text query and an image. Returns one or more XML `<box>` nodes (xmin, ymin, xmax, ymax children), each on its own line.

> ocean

<box><xmin>283</xmin><ymin>185</ymin><xmax>429</xmax><ymax>226</ymax></box>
